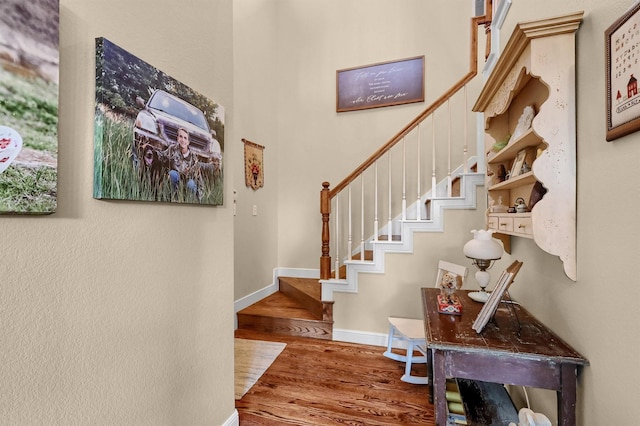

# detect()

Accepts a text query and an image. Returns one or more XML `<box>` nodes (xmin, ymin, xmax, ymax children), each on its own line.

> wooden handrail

<box><xmin>320</xmin><ymin>2</ymin><xmax>493</xmax><ymax>280</ymax></box>
<box><xmin>328</xmin><ymin>13</ymin><xmax>490</xmax><ymax>199</ymax></box>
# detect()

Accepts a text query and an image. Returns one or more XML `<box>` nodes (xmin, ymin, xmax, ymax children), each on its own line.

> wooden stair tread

<box><xmin>352</xmin><ymin>250</ymin><xmax>374</xmax><ymax>260</ymax></box>
<box><xmin>279</xmin><ymin>276</ymin><xmax>321</xmax><ymax>299</ymax></box>
<box><xmin>239</xmin><ymin>292</ymin><xmax>321</xmax><ymax>321</ymax></box>
<box><xmin>237</xmin><ymin>290</ymin><xmax>333</xmax><ymax>340</ymax></box>
<box><xmin>237</xmin><ymin>275</ymin><xmax>333</xmax><ymax>340</ymax></box>
<box><xmin>279</xmin><ymin>276</ymin><xmax>324</xmax><ymax>319</ymax></box>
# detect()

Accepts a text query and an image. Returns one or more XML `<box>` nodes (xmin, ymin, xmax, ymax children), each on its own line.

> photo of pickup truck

<box><xmin>94</xmin><ymin>37</ymin><xmax>224</xmax><ymax>205</ymax></box>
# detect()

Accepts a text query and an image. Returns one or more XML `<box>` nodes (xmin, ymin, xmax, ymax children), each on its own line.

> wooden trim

<box><xmin>473</xmin><ymin>11</ymin><xmax>584</xmax><ymax>112</ymax></box>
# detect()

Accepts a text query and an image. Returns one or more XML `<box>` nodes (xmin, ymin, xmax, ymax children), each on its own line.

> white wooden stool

<box><xmin>383</xmin><ymin>261</ymin><xmax>468</xmax><ymax>385</ymax></box>
<box><xmin>383</xmin><ymin>316</ymin><xmax>428</xmax><ymax>385</ymax></box>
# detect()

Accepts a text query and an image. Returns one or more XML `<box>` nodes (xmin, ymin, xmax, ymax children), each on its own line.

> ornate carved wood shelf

<box><xmin>473</xmin><ymin>11</ymin><xmax>584</xmax><ymax>281</ymax></box>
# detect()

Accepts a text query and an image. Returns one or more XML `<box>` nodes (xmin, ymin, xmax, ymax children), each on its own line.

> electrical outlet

<box><xmin>252</xmin><ymin>205</ymin><xmax>258</xmax><ymax>216</ymax></box>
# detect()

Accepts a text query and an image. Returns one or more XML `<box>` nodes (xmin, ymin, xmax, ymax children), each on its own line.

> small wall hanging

<box><xmin>242</xmin><ymin>138</ymin><xmax>264</xmax><ymax>190</ymax></box>
<box><xmin>0</xmin><ymin>0</ymin><xmax>59</xmax><ymax>214</ymax></box>
<box><xmin>94</xmin><ymin>38</ymin><xmax>225</xmax><ymax>205</ymax></box>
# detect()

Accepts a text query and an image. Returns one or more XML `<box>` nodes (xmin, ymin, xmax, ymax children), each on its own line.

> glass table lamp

<box><xmin>463</xmin><ymin>229</ymin><xmax>504</xmax><ymax>303</ymax></box>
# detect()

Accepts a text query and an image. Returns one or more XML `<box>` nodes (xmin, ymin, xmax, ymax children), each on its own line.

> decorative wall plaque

<box><xmin>243</xmin><ymin>138</ymin><xmax>264</xmax><ymax>190</ymax></box>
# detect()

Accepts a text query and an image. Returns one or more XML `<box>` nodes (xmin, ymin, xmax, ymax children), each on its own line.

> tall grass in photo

<box><xmin>0</xmin><ymin>67</ymin><xmax>58</xmax><ymax>214</ymax></box>
<box><xmin>93</xmin><ymin>108</ymin><xmax>223</xmax><ymax>205</ymax></box>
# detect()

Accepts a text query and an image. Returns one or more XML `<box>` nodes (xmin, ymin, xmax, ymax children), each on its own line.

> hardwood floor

<box><xmin>235</xmin><ymin>329</ymin><xmax>435</xmax><ymax>425</ymax></box>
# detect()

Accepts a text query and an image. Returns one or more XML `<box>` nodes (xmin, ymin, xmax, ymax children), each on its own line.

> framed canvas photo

<box><xmin>0</xmin><ymin>0</ymin><xmax>59</xmax><ymax>214</ymax></box>
<box><xmin>605</xmin><ymin>2</ymin><xmax>640</xmax><ymax>141</ymax></box>
<box><xmin>94</xmin><ymin>38</ymin><xmax>224</xmax><ymax>205</ymax></box>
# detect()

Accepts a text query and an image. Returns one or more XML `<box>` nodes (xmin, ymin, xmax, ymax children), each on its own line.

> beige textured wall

<box><xmin>275</xmin><ymin>0</ymin><xmax>477</xmax><ymax>270</ymax></box>
<box><xmin>1</xmin><ymin>0</ymin><xmax>236</xmax><ymax>424</ymax></box>
<box><xmin>233</xmin><ymin>0</ymin><xmax>280</xmax><ymax>300</ymax></box>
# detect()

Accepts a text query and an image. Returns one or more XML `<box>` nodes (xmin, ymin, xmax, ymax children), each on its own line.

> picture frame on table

<box><xmin>472</xmin><ymin>260</ymin><xmax>523</xmax><ymax>333</ymax></box>
<box><xmin>605</xmin><ymin>2</ymin><xmax>640</xmax><ymax>141</ymax></box>
<box><xmin>509</xmin><ymin>149</ymin><xmax>527</xmax><ymax>179</ymax></box>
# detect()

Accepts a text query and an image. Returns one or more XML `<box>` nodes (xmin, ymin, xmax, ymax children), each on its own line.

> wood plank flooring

<box><xmin>235</xmin><ymin>329</ymin><xmax>435</xmax><ymax>425</ymax></box>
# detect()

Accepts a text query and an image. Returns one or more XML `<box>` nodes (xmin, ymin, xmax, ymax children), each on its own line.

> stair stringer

<box><xmin>320</xmin><ymin>172</ymin><xmax>485</xmax><ymax>301</ymax></box>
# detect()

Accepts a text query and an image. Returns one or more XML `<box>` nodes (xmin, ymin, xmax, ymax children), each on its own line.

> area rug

<box><xmin>234</xmin><ymin>338</ymin><xmax>286</xmax><ymax>400</ymax></box>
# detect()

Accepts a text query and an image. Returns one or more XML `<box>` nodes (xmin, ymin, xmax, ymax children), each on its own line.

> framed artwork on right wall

<box><xmin>605</xmin><ymin>1</ymin><xmax>640</xmax><ymax>141</ymax></box>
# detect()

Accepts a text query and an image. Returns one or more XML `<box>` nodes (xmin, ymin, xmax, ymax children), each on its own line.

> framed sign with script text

<box><xmin>336</xmin><ymin>56</ymin><xmax>425</xmax><ymax>112</ymax></box>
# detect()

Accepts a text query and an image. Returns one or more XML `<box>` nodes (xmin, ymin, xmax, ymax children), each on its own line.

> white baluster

<box><xmin>463</xmin><ymin>84</ymin><xmax>469</xmax><ymax>174</ymax></box>
<box><xmin>388</xmin><ymin>153</ymin><xmax>392</xmax><ymax>239</ymax></box>
<box><xmin>416</xmin><ymin>124</ymin><xmax>422</xmax><ymax>220</ymax></box>
<box><xmin>348</xmin><ymin>184</ymin><xmax>352</xmax><ymax>261</ymax></box>
<box><xmin>374</xmin><ymin>162</ymin><xmax>379</xmax><ymax>241</ymax></box>
<box><xmin>431</xmin><ymin>114</ymin><xmax>437</xmax><ymax>198</ymax></box>
<box><xmin>447</xmin><ymin>99</ymin><xmax>452</xmax><ymax>197</ymax></box>
<box><xmin>334</xmin><ymin>195</ymin><xmax>340</xmax><ymax>279</ymax></box>
<box><xmin>402</xmin><ymin>137</ymin><xmax>406</xmax><ymax>221</ymax></box>
<box><xmin>360</xmin><ymin>175</ymin><xmax>365</xmax><ymax>256</ymax></box>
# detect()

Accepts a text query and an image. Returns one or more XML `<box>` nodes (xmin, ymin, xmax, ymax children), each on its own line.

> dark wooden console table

<box><xmin>421</xmin><ymin>288</ymin><xmax>588</xmax><ymax>426</ymax></box>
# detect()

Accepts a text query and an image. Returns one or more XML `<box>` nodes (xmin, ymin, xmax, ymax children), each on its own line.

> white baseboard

<box><xmin>234</xmin><ymin>281</ymin><xmax>278</xmax><ymax>314</ymax></box>
<box><xmin>223</xmin><ymin>409</ymin><xmax>239</xmax><ymax>426</ymax></box>
<box><xmin>333</xmin><ymin>328</ymin><xmax>418</xmax><ymax>351</ymax></box>
<box><xmin>332</xmin><ymin>328</ymin><xmax>388</xmax><ymax>347</ymax></box>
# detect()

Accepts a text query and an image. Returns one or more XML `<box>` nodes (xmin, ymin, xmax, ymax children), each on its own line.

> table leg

<box><xmin>557</xmin><ymin>364</ymin><xmax>577</xmax><ymax>426</ymax></box>
<box><xmin>427</xmin><ymin>347</ymin><xmax>433</xmax><ymax>404</ymax></box>
<box><xmin>432</xmin><ymin>350</ymin><xmax>447</xmax><ymax>426</ymax></box>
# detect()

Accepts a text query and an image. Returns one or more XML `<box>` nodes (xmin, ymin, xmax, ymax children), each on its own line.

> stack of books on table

<box><xmin>446</xmin><ymin>379</ymin><xmax>468</xmax><ymax>425</ymax></box>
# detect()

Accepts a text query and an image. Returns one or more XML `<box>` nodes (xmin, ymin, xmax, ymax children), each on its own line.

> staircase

<box><xmin>236</xmin><ymin>168</ymin><xmax>482</xmax><ymax>340</ymax></box>
<box><xmin>236</xmin><ymin>1</ymin><xmax>496</xmax><ymax>341</ymax></box>
<box><xmin>320</xmin><ymin>166</ymin><xmax>484</xmax><ymax>303</ymax></box>
<box><xmin>236</xmin><ymin>276</ymin><xmax>334</xmax><ymax>340</ymax></box>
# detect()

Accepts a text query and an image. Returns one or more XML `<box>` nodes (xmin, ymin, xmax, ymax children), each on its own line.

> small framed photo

<box><xmin>605</xmin><ymin>2</ymin><xmax>640</xmax><ymax>141</ymax></box>
<box><xmin>509</xmin><ymin>149</ymin><xmax>527</xmax><ymax>178</ymax></box>
<box><xmin>472</xmin><ymin>260</ymin><xmax>523</xmax><ymax>333</ymax></box>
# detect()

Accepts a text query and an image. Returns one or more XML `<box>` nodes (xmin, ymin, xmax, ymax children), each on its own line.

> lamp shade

<box><xmin>463</xmin><ymin>229</ymin><xmax>503</xmax><ymax>260</ymax></box>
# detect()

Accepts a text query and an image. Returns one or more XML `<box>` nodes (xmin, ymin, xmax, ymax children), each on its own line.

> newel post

<box><xmin>320</xmin><ymin>182</ymin><xmax>331</xmax><ymax>280</ymax></box>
